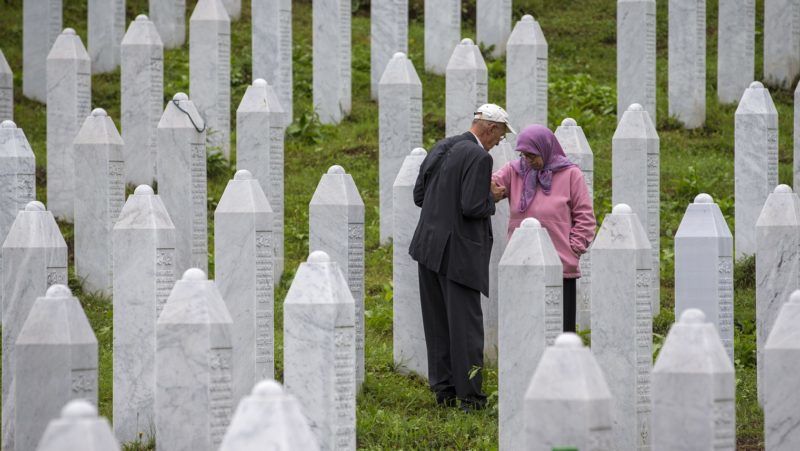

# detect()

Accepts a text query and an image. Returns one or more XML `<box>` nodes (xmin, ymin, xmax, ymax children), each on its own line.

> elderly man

<box><xmin>409</xmin><ymin>104</ymin><xmax>514</xmax><ymax>411</ymax></box>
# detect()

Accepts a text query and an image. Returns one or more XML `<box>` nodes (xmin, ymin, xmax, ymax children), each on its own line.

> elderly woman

<box><xmin>491</xmin><ymin>124</ymin><xmax>596</xmax><ymax>332</ymax></box>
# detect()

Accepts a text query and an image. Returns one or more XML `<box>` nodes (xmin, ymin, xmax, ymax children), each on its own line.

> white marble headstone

<box><xmin>149</xmin><ymin>0</ymin><xmax>185</xmax><ymax>49</ymax></box>
<box><xmin>252</xmin><ymin>0</ymin><xmax>293</xmax><ymax>120</ymax></box>
<box><xmin>717</xmin><ymin>0</ymin><xmax>754</xmax><ymax>103</ymax></box>
<box><xmin>668</xmin><ymin>0</ymin><xmax>706</xmax><ymax>128</ymax></box>
<box><xmin>764</xmin><ymin>290</ymin><xmax>800</xmax><ymax>450</ymax></box>
<box><xmin>764</xmin><ymin>0</ymin><xmax>800</xmax><ymax>89</ymax></box>
<box><xmin>445</xmin><ymin>38</ymin><xmax>488</xmax><ymax>137</ymax></box>
<box><xmin>313</xmin><ymin>0</ymin><xmax>351</xmax><ymax>124</ymax></box>
<box><xmin>371</xmin><ymin>0</ymin><xmax>408</xmax><ymax>99</ymax></box>
<box><xmin>36</xmin><ymin>400</ymin><xmax>121</xmax><ymax>451</ymax></box>
<box><xmin>222</xmin><ymin>0</ymin><xmax>240</xmax><ymax>20</ymax></box>
<box><xmin>0</xmin><ymin>51</ymin><xmax>12</xmax><ymax>121</ymax></box>
<box><xmin>506</xmin><ymin>15</ymin><xmax>548</xmax><ymax>132</ymax></box>
<box><xmin>617</xmin><ymin>0</ymin><xmax>656</xmax><ymax>122</ymax></box>
<box><xmin>88</xmin><ymin>0</ymin><xmax>126</xmax><ymax>73</ymax></box>
<box><xmin>477</xmin><ymin>0</ymin><xmax>511</xmax><ymax>58</ymax></box>
<box><xmin>424</xmin><ymin>0</ymin><xmax>460</xmax><ymax>75</ymax></box>
<box><xmin>22</xmin><ymin>0</ymin><xmax>62</xmax><ymax>103</ymax></box>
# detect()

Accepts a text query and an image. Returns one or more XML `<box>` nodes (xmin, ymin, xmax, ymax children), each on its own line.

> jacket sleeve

<box><xmin>568</xmin><ymin>169</ymin><xmax>596</xmax><ymax>255</ymax></box>
<box><xmin>413</xmin><ymin>155</ymin><xmax>430</xmax><ymax>207</ymax></box>
<box><xmin>461</xmin><ymin>151</ymin><xmax>496</xmax><ymax>219</ymax></box>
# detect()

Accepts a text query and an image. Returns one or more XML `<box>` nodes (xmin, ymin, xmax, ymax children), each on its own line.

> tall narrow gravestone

<box><xmin>765</xmin><ymin>290</ymin><xmax>800</xmax><ymax>450</ymax></box>
<box><xmin>222</xmin><ymin>0</ymin><xmax>240</xmax><ymax>20</ymax></box>
<box><xmin>1</xmin><ymin>201</ymin><xmax>67</xmax><ymax>451</ymax></box>
<box><xmin>652</xmin><ymin>309</ymin><xmax>736</xmax><ymax>450</ymax></box>
<box><xmin>236</xmin><ymin>79</ymin><xmax>286</xmax><ymax>280</ymax></box>
<box><xmin>591</xmin><ymin>204</ymin><xmax>652</xmax><ymax>450</ymax></box>
<box><xmin>477</xmin><ymin>0</ymin><xmax>511</xmax><ymax>58</ymax></box>
<box><xmin>617</xmin><ymin>0</ymin><xmax>656</xmax><ymax>122</ymax></box>
<box><xmin>371</xmin><ymin>0</ymin><xmax>408</xmax><ymax>99</ymax></box>
<box><xmin>74</xmin><ymin>108</ymin><xmax>125</xmax><ymax>295</ymax></box>
<box><xmin>424</xmin><ymin>0</ymin><xmax>460</xmax><ymax>75</ymax></box>
<box><xmin>379</xmin><ymin>52</ymin><xmax>422</xmax><ymax>244</ymax></box>
<box><xmin>668</xmin><ymin>0</ymin><xmax>706</xmax><ymax>128</ymax></box>
<box><xmin>156</xmin><ymin>268</ymin><xmax>234</xmax><ymax>451</ymax></box>
<box><xmin>46</xmin><ymin>28</ymin><xmax>91</xmax><ymax>222</ymax></box>
<box><xmin>498</xmin><ymin>218</ymin><xmax>563</xmax><ymax>450</ymax></box>
<box><xmin>309</xmin><ymin>166</ymin><xmax>365</xmax><ymax>388</ymax></box>
<box><xmin>674</xmin><ymin>193</ymin><xmax>734</xmax><ymax>361</ymax></box>
<box><xmin>506</xmin><ymin>15</ymin><xmax>548</xmax><ymax>132</ymax></box>
<box><xmin>284</xmin><ymin>251</ymin><xmax>356</xmax><ymax>450</ymax></box>
<box><xmin>524</xmin><ymin>333</ymin><xmax>613</xmax><ymax>450</ymax></box>
<box><xmin>764</xmin><ymin>0</ymin><xmax>800</xmax><ymax>89</ymax></box>
<box><xmin>37</xmin><ymin>400</ymin><xmax>121</xmax><ymax>451</ymax></box>
<box><xmin>0</xmin><ymin>51</ymin><xmax>12</xmax><ymax>121</ymax></box>
<box><xmin>735</xmin><ymin>81</ymin><xmax>778</xmax><ymax>257</ymax></box>
<box><xmin>157</xmin><ymin>92</ymin><xmax>208</xmax><ymax>274</ymax></box>
<box><xmin>14</xmin><ymin>285</ymin><xmax>98</xmax><ymax>451</ymax></box>
<box><xmin>612</xmin><ymin>104</ymin><xmax>660</xmax><ymax>313</ymax></box>
<box><xmin>88</xmin><ymin>0</ymin><xmax>126</xmax><ymax>74</ymax></box>
<box><xmin>22</xmin><ymin>0</ymin><xmax>62</xmax><ymax>103</ymax></box>
<box><xmin>393</xmin><ymin>148</ymin><xmax>428</xmax><ymax>377</ymax></box>
<box><xmin>313</xmin><ymin>0</ymin><xmax>351</xmax><ymax>124</ymax></box>
<box><xmin>149</xmin><ymin>0</ymin><xmax>185</xmax><ymax>49</ymax></box>
<box><xmin>717</xmin><ymin>0</ymin><xmax>754</xmax><ymax>103</ymax></box>
<box><xmin>121</xmin><ymin>14</ymin><xmax>164</xmax><ymax>185</ymax></box>
<box><xmin>446</xmin><ymin>39</ymin><xmax>488</xmax><ymax>137</ymax></box>
<box><xmin>555</xmin><ymin>118</ymin><xmax>594</xmax><ymax>329</ymax></box>
<box><xmin>252</xmin><ymin>0</ymin><xmax>293</xmax><ymax>121</ymax></box>
<box><xmin>112</xmin><ymin>185</ymin><xmax>176</xmax><ymax>444</ymax></box>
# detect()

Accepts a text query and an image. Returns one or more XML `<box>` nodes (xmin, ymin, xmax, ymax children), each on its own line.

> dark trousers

<box><xmin>563</xmin><ymin>278</ymin><xmax>577</xmax><ymax>333</ymax></box>
<box><xmin>417</xmin><ymin>264</ymin><xmax>486</xmax><ymax>403</ymax></box>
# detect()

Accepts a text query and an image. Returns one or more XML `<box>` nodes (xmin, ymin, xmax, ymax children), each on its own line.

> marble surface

<box><xmin>37</xmin><ymin>400</ymin><xmax>121</xmax><ymax>451</ymax></box>
<box><xmin>148</xmin><ymin>0</ymin><xmax>185</xmax><ymax>49</ymax></box>
<box><xmin>392</xmin><ymin>149</ymin><xmax>428</xmax><ymax>377</ymax></box>
<box><xmin>591</xmin><ymin>204</ymin><xmax>652</xmax><ymax>450</ymax></box>
<box><xmin>222</xmin><ymin>0</ymin><xmax>240</xmax><ymax>20</ymax></box>
<box><xmin>735</xmin><ymin>81</ymin><xmax>779</xmax><ymax>257</ymax></box>
<box><xmin>652</xmin><ymin>309</ymin><xmax>735</xmax><ymax>450</ymax></box>
<box><xmin>1</xmin><ymin>202</ymin><xmax>67</xmax><ymax>451</ymax></box>
<box><xmin>524</xmin><ymin>333</ymin><xmax>613</xmax><ymax>450</ymax></box>
<box><xmin>476</xmin><ymin>0</ymin><xmax>511</xmax><ymax>58</ymax></box>
<box><xmin>617</xmin><ymin>0</ymin><xmax>656</xmax><ymax>123</ymax></box>
<box><xmin>445</xmin><ymin>39</ymin><xmax>488</xmax><ymax>137</ymax></box>
<box><xmin>22</xmin><ymin>0</ymin><xmax>62</xmax><ymax>103</ymax></box>
<box><xmin>88</xmin><ymin>0</ymin><xmax>125</xmax><ymax>74</ymax></box>
<box><xmin>371</xmin><ymin>0</ymin><xmax>408</xmax><ymax>99</ymax></box>
<box><xmin>155</xmin><ymin>268</ymin><xmax>234</xmax><ymax>451</ymax></box>
<box><xmin>189</xmin><ymin>0</ymin><xmax>231</xmax><ymax>157</ymax></box>
<box><xmin>313</xmin><ymin>0</ymin><xmax>351</xmax><ymax>124</ymax></box>
<box><xmin>74</xmin><ymin>108</ymin><xmax>125</xmax><ymax>295</ymax></box>
<box><xmin>378</xmin><ymin>52</ymin><xmax>422</xmax><ymax>244</ymax></box>
<box><xmin>764</xmin><ymin>0</ymin><xmax>800</xmax><ymax>89</ymax></box>
<box><xmin>156</xmin><ymin>92</ymin><xmax>208</xmax><ymax>274</ymax></box>
<box><xmin>674</xmin><ymin>193</ymin><xmax>734</xmax><ymax>361</ymax></box>
<box><xmin>121</xmin><ymin>15</ymin><xmax>164</xmax><ymax>185</ymax></box>
<box><xmin>668</xmin><ymin>0</ymin><xmax>706</xmax><ymax>128</ymax></box>
<box><xmin>764</xmin><ymin>290</ymin><xmax>800</xmax><ymax>450</ymax></box>
<box><xmin>112</xmin><ymin>184</ymin><xmax>176</xmax><ymax>443</ymax></box>
<box><xmin>717</xmin><ymin>0</ymin><xmax>754</xmax><ymax>103</ymax></box>
<box><xmin>283</xmin><ymin>251</ymin><xmax>356</xmax><ymax>450</ymax></box>
<box><xmin>46</xmin><ymin>28</ymin><xmax>91</xmax><ymax>222</ymax></box>
<box><xmin>424</xmin><ymin>0</ymin><xmax>460</xmax><ymax>75</ymax></box>
<box><xmin>219</xmin><ymin>380</ymin><xmax>320</xmax><ymax>451</ymax></box>
<box><xmin>252</xmin><ymin>0</ymin><xmax>293</xmax><ymax>120</ymax></box>
<box><xmin>236</xmin><ymin>79</ymin><xmax>286</xmax><ymax>281</ymax></box>
<box><xmin>498</xmin><ymin>218</ymin><xmax>563</xmax><ymax>450</ymax></box>
<box><xmin>309</xmin><ymin>166</ymin><xmax>365</xmax><ymax>389</ymax></box>
<box><xmin>0</xmin><ymin>50</ymin><xmax>12</xmax><ymax>121</ymax></box>
<box><xmin>14</xmin><ymin>285</ymin><xmax>98</xmax><ymax>451</ymax></box>
<box><xmin>506</xmin><ymin>15</ymin><xmax>548</xmax><ymax>132</ymax></box>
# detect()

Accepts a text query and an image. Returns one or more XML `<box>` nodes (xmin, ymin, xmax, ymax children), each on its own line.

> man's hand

<box><xmin>491</xmin><ymin>181</ymin><xmax>506</xmax><ymax>202</ymax></box>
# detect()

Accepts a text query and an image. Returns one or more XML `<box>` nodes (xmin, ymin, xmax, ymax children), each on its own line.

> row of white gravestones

<box><xmin>668</xmin><ymin>0</ymin><xmax>705</xmax><ymax>129</ymax></box>
<box><xmin>22</xmin><ymin>0</ymin><xmax>62</xmax><ymax>103</ymax></box>
<box><xmin>506</xmin><ymin>14</ymin><xmax>547</xmax><ymax>132</ymax></box>
<box><xmin>284</xmin><ymin>251</ymin><xmax>357</xmax><ymax>450</ymax></box>
<box><xmin>88</xmin><ymin>0</ymin><xmax>125</xmax><ymax>74</ymax></box>
<box><xmin>735</xmin><ymin>81</ymin><xmax>778</xmax><ymax>257</ymax></box>
<box><xmin>313</xmin><ymin>0</ymin><xmax>351</xmax><ymax>124</ymax></box>
<box><xmin>121</xmin><ymin>14</ymin><xmax>164</xmax><ymax>186</ymax></box>
<box><xmin>47</xmin><ymin>28</ymin><xmax>91</xmax><ymax>222</ymax></box>
<box><xmin>370</xmin><ymin>0</ymin><xmax>408</xmax><ymax>100</ymax></box>
<box><xmin>477</xmin><ymin>0</ymin><xmax>511</xmax><ymax>58</ymax></box>
<box><xmin>252</xmin><ymin>0</ymin><xmax>293</xmax><ymax>121</ymax></box>
<box><xmin>0</xmin><ymin>50</ymin><xmax>11</xmax><ymax>121</ymax></box>
<box><xmin>445</xmin><ymin>38</ymin><xmax>487</xmax><ymax>137</ymax></box>
<box><xmin>612</xmin><ymin>103</ymin><xmax>660</xmax><ymax>313</ymax></box>
<box><xmin>617</xmin><ymin>0</ymin><xmax>656</xmax><ymax>122</ymax></box>
<box><xmin>424</xmin><ymin>0</ymin><xmax>459</xmax><ymax>75</ymax></box>
<box><xmin>190</xmin><ymin>0</ymin><xmax>231</xmax><ymax>158</ymax></box>
<box><xmin>765</xmin><ymin>290</ymin><xmax>800</xmax><ymax>450</ymax></box>
<box><xmin>378</xmin><ymin>52</ymin><xmax>422</xmax><ymax>244</ymax></box>
<box><xmin>222</xmin><ymin>0</ymin><xmax>241</xmax><ymax>20</ymax></box>
<box><xmin>717</xmin><ymin>0</ymin><xmax>754</xmax><ymax>103</ymax></box>
<box><xmin>764</xmin><ymin>0</ymin><xmax>800</xmax><ymax>90</ymax></box>
<box><xmin>38</xmin><ymin>400</ymin><xmax>121</xmax><ymax>451</ymax></box>
<box><xmin>498</xmin><ymin>218</ymin><xmax>563</xmax><ymax>450</ymax></box>
<box><xmin>149</xmin><ymin>0</ymin><xmax>185</xmax><ymax>49</ymax></box>
<box><xmin>309</xmin><ymin>166</ymin><xmax>366</xmax><ymax>388</ymax></box>
<box><xmin>1</xmin><ymin>201</ymin><xmax>68</xmax><ymax>451</ymax></box>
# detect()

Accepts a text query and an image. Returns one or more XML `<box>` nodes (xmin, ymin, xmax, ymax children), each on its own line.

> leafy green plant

<box><xmin>549</xmin><ymin>74</ymin><xmax>615</xmax><ymax>126</ymax></box>
<box><xmin>286</xmin><ymin>111</ymin><xmax>324</xmax><ymax>144</ymax></box>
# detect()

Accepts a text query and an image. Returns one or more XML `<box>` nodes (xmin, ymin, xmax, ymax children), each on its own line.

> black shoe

<box><xmin>435</xmin><ymin>391</ymin><xmax>457</xmax><ymax>407</ymax></box>
<box><xmin>458</xmin><ymin>398</ymin><xmax>487</xmax><ymax>413</ymax></box>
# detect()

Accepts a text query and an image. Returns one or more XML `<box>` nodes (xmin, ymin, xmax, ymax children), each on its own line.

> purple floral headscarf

<box><xmin>510</xmin><ymin>124</ymin><xmax>576</xmax><ymax>213</ymax></box>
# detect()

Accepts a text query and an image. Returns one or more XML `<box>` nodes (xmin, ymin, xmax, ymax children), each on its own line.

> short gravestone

<box><xmin>149</xmin><ymin>0</ymin><xmax>185</xmax><ymax>49</ymax></box>
<box><xmin>765</xmin><ymin>290</ymin><xmax>800</xmax><ymax>450</ymax></box>
<box><xmin>74</xmin><ymin>108</ymin><xmax>125</xmax><ymax>295</ymax></box>
<box><xmin>236</xmin><ymin>79</ymin><xmax>286</xmax><ymax>280</ymax></box>
<box><xmin>591</xmin><ymin>204</ymin><xmax>652</xmax><ymax>450</ymax></box>
<box><xmin>652</xmin><ymin>309</ymin><xmax>735</xmax><ymax>449</ymax></box>
<box><xmin>617</xmin><ymin>0</ymin><xmax>656</xmax><ymax>122</ymax></box>
<box><xmin>735</xmin><ymin>81</ymin><xmax>778</xmax><ymax>257</ymax></box>
<box><xmin>371</xmin><ymin>0</ymin><xmax>408</xmax><ymax>99</ymax></box>
<box><xmin>392</xmin><ymin>148</ymin><xmax>428</xmax><ymax>377</ymax></box>
<box><xmin>219</xmin><ymin>380</ymin><xmax>320</xmax><ymax>451</ymax></box>
<box><xmin>112</xmin><ymin>184</ymin><xmax>176</xmax><ymax>444</ymax></box>
<box><xmin>156</xmin><ymin>268</ymin><xmax>234</xmax><ymax>451</ymax></box>
<box><xmin>498</xmin><ymin>217</ymin><xmax>563</xmax><ymax>450</ymax></box>
<box><xmin>674</xmin><ymin>193</ymin><xmax>734</xmax><ymax>361</ymax></box>
<box><xmin>15</xmin><ymin>284</ymin><xmax>98</xmax><ymax>451</ymax></box>
<box><xmin>252</xmin><ymin>0</ymin><xmax>293</xmax><ymax>120</ymax></box>
<box><xmin>88</xmin><ymin>0</ymin><xmax>126</xmax><ymax>74</ymax></box>
<box><xmin>378</xmin><ymin>52</ymin><xmax>422</xmax><ymax>244</ymax></box>
<box><xmin>477</xmin><ymin>0</ymin><xmax>511</xmax><ymax>58</ymax></box>
<box><xmin>612</xmin><ymin>104</ymin><xmax>660</xmax><ymax>313</ymax></box>
<box><xmin>190</xmin><ymin>0</ymin><xmax>231</xmax><ymax>158</ymax></box>
<box><xmin>37</xmin><ymin>400</ymin><xmax>121</xmax><ymax>451</ymax></box>
<box><xmin>309</xmin><ymin>166</ymin><xmax>365</xmax><ymax>388</ymax></box>
<box><xmin>555</xmin><ymin>118</ymin><xmax>594</xmax><ymax>330</ymax></box>
<box><xmin>446</xmin><ymin>39</ymin><xmax>488</xmax><ymax>137</ymax></box>
<box><xmin>157</xmin><ymin>92</ymin><xmax>208</xmax><ymax>274</ymax></box>
<box><xmin>313</xmin><ymin>0</ymin><xmax>351</xmax><ymax>124</ymax></box>
<box><xmin>717</xmin><ymin>0</ymin><xmax>754</xmax><ymax>103</ymax></box>
<box><xmin>222</xmin><ymin>0</ymin><xmax>240</xmax><ymax>20</ymax></box>
<box><xmin>0</xmin><ymin>50</ymin><xmax>11</xmax><ymax>121</ymax></box>
<box><xmin>668</xmin><ymin>0</ymin><xmax>706</xmax><ymax>128</ymax></box>
<box><xmin>506</xmin><ymin>15</ymin><xmax>548</xmax><ymax>132</ymax></box>
<box><xmin>22</xmin><ymin>0</ymin><xmax>62</xmax><ymax>103</ymax></box>
<box><xmin>284</xmin><ymin>251</ymin><xmax>356</xmax><ymax>450</ymax></box>
<box><xmin>46</xmin><ymin>28</ymin><xmax>91</xmax><ymax>222</ymax></box>
<box><xmin>524</xmin><ymin>333</ymin><xmax>613</xmax><ymax>450</ymax></box>
<box><xmin>121</xmin><ymin>14</ymin><xmax>164</xmax><ymax>185</ymax></box>
<box><xmin>424</xmin><ymin>0</ymin><xmax>460</xmax><ymax>75</ymax></box>
<box><xmin>1</xmin><ymin>201</ymin><xmax>67</xmax><ymax>451</ymax></box>
<box><xmin>764</xmin><ymin>0</ymin><xmax>800</xmax><ymax>89</ymax></box>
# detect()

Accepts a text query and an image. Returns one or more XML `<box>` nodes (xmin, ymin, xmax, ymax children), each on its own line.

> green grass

<box><xmin>0</xmin><ymin>0</ymin><xmax>774</xmax><ymax>448</ymax></box>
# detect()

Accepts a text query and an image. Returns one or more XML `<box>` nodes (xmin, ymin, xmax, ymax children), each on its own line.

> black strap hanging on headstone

<box><xmin>172</xmin><ymin>99</ymin><xmax>206</xmax><ymax>133</ymax></box>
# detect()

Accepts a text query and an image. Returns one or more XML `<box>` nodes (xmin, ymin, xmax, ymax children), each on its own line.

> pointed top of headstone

<box><xmin>46</xmin><ymin>284</ymin><xmax>73</xmax><ymax>298</ymax></box>
<box><xmin>0</xmin><ymin>120</ymin><xmax>35</xmax><ymax>162</ymax></box>
<box><xmin>446</xmin><ymin>38</ymin><xmax>487</xmax><ymax>72</ymax></box>
<box><xmin>614</xmin><ymin>103</ymin><xmax>658</xmax><ymax>140</ymax></box>
<box><xmin>114</xmin><ymin>184</ymin><xmax>175</xmax><ymax>230</ymax></box>
<box><xmin>157</xmin><ymin>267</ymin><xmax>233</xmax><ymax>326</ymax></box>
<box><xmin>675</xmin><ymin>193</ymin><xmax>732</xmax><ymax>242</ymax></box>
<box><xmin>593</xmin><ymin>204</ymin><xmax>651</xmax><ymax>251</ymax></box>
<box><xmin>500</xmin><ymin>215</ymin><xmax>562</xmax><ymax>267</ymax></box>
<box><xmin>379</xmin><ymin>52</ymin><xmax>422</xmax><ymax>87</ymax></box>
<box><xmin>134</xmin><ymin>184</ymin><xmax>155</xmax><ymax>195</ymax></box>
<box><xmin>61</xmin><ymin>399</ymin><xmax>97</xmax><ymax>418</ymax></box>
<box><xmin>394</xmin><ymin>148</ymin><xmax>428</xmax><ymax>189</ymax></box>
<box><xmin>191</xmin><ymin>0</ymin><xmax>231</xmax><ymax>22</ymax></box>
<box><xmin>159</xmin><ymin>93</ymin><xmax>206</xmax><ymax>130</ymax></box>
<box><xmin>653</xmin><ymin>308</ymin><xmax>733</xmax><ymax>374</ymax></box>
<box><xmin>310</xmin><ymin>166</ymin><xmax>364</xmax><ymax>208</ymax></box>
<box><xmin>774</xmin><ymin>184</ymin><xmax>793</xmax><ymax>194</ymax></box>
<box><xmin>756</xmin><ymin>184</ymin><xmax>800</xmax><ymax>227</ymax></box>
<box><xmin>507</xmin><ymin>13</ymin><xmax>547</xmax><ymax>47</ymax></box>
<box><xmin>252</xmin><ymin>379</ymin><xmax>282</xmax><ymax>397</ymax></box>
<box><xmin>0</xmin><ymin>49</ymin><xmax>11</xmax><ymax>75</ymax></box>
<box><xmin>555</xmin><ymin>118</ymin><xmax>593</xmax><ymax>166</ymax></box>
<box><xmin>236</xmin><ymin>80</ymin><xmax>284</xmax><ymax>115</ymax></box>
<box><xmin>16</xmin><ymin>283</ymin><xmax>97</xmax><ymax>346</ymax></box>
<box><xmin>766</xmin><ymin>290</ymin><xmax>800</xmax><ymax>350</ymax></box>
<box><xmin>25</xmin><ymin>201</ymin><xmax>45</xmax><ymax>212</ymax></box>
<box><xmin>694</xmin><ymin>193</ymin><xmax>713</xmax><ymax>203</ymax></box>
<box><xmin>121</xmin><ymin>13</ymin><xmax>164</xmax><ymax>47</ymax></box>
<box><xmin>74</xmin><ymin>107</ymin><xmax>124</xmax><ymax>146</ymax></box>
<box><xmin>285</xmin><ymin>251</ymin><xmax>354</xmax><ymax>308</ymax></box>
<box><xmin>411</xmin><ymin>147</ymin><xmax>427</xmax><ymax>156</ymax></box>
<box><xmin>521</xmin><ymin>217</ymin><xmax>541</xmax><ymax>228</ymax></box>
<box><xmin>36</xmin><ymin>399</ymin><xmax>121</xmax><ymax>451</ymax></box>
<box><xmin>736</xmin><ymin>81</ymin><xmax>777</xmax><ymax>115</ymax></box>
<box><xmin>48</xmin><ymin>28</ymin><xmax>90</xmax><ymax>61</ymax></box>
<box><xmin>560</xmin><ymin>118</ymin><xmax>577</xmax><ymax>127</ymax></box>
<box><xmin>216</xmin><ymin>170</ymin><xmax>273</xmax><ymax>214</ymax></box>
<box><xmin>3</xmin><ymin>202</ymin><xmax>67</xmax><ymax>249</ymax></box>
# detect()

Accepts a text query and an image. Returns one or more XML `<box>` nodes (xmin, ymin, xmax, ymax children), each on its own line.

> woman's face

<box><xmin>523</xmin><ymin>152</ymin><xmax>544</xmax><ymax>170</ymax></box>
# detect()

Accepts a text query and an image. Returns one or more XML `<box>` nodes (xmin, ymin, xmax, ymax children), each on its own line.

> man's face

<box><xmin>485</xmin><ymin>123</ymin><xmax>506</xmax><ymax>150</ymax></box>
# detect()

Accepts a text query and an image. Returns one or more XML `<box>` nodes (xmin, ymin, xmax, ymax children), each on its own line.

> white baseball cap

<box><xmin>474</xmin><ymin>104</ymin><xmax>516</xmax><ymax>134</ymax></box>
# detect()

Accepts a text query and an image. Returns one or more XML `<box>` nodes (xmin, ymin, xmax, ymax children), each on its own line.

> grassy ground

<box><xmin>0</xmin><ymin>0</ymin><xmax>777</xmax><ymax>448</ymax></box>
